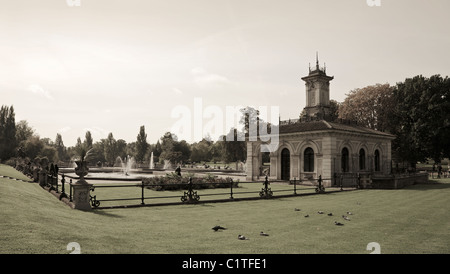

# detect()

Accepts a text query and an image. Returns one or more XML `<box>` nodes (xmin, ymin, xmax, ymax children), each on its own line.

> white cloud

<box><xmin>28</xmin><ymin>84</ymin><xmax>54</xmax><ymax>100</ymax></box>
<box><xmin>191</xmin><ymin>67</ymin><xmax>233</xmax><ymax>89</ymax></box>
<box><xmin>58</xmin><ymin>126</ymin><xmax>72</xmax><ymax>133</ymax></box>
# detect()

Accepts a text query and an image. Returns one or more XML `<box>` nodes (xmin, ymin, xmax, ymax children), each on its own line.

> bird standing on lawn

<box><xmin>212</xmin><ymin>225</ymin><xmax>227</xmax><ymax>231</ymax></box>
<box><xmin>335</xmin><ymin>221</ymin><xmax>344</xmax><ymax>226</ymax></box>
<box><xmin>238</xmin><ymin>235</ymin><xmax>249</xmax><ymax>240</ymax></box>
<box><xmin>260</xmin><ymin>231</ymin><xmax>269</xmax><ymax>236</ymax></box>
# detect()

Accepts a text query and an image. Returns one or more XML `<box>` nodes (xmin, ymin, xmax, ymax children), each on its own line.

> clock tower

<box><xmin>301</xmin><ymin>53</ymin><xmax>334</xmax><ymax>120</ymax></box>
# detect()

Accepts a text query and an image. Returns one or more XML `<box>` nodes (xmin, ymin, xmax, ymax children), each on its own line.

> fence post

<box><xmin>69</xmin><ymin>179</ymin><xmax>73</xmax><ymax>202</ymax></box>
<box><xmin>55</xmin><ymin>174</ymin><xmax>59</xmax><ymax>193</ymax></box>
<box><xmin>230</xmin><ymin>179</ymin><xmax>234</xmax><ymax>199</ymax></box>
<box><xmin>141</xmin><ymin>181</ymin><xmax>145</xmax><ymax>205</ymax></box>
<box><xmin>59</xmin><ymin>174</ymin><xmax>68</xmax><ymax>201</ymax></box>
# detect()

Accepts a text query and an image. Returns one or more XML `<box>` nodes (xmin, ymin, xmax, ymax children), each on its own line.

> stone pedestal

<box><xmin>71</xmin><ymin>181</ymin><xmax>93</xmax><ymax>211</ymax></box>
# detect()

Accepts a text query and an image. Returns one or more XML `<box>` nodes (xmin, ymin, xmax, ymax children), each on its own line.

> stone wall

<box><xmin>370</xmin><ymin>173</ymin><xmax>428</xmax><ymax>189</ymax></box>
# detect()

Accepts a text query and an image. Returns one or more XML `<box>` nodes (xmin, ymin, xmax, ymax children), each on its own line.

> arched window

<box><xmin>374</xmin><ymin>149</ymin><xmax>380</xmax><ymax>171</ymax></box>
<box><xmin>304</xmin><ymin>147</ymin><xmax>314</xmax><ymax>172</ymax></box>
<box><xmin>341</xmin><ymin>147</ymin><xmax>349</xmax><ymax>172</ymax></box>
<box><xmin>359</xmin><ymin>148</ymin><xmax>366</xmax><ymax>170</ymax></box>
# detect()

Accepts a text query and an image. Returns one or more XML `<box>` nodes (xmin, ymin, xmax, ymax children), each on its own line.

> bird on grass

<box><xmin>318</xmin><ymin>211</ymin><xmax>324</xmax><ymax>214</ymax></box>
<box><xmin>238</xmin><ymin>235</ymin><xmax>249</xmax><ymax>240</ymax></box>
<box><xmin>294</xmin><ymin>208</ymin><xmax>301</xmax><ymax>211</ymax></box>
<box><xmin>212</xmin><ymin>225</ymin><xmax>227</xmax><ymax>232</ymax></box>
<box><xmin>342</xmin><ymin>215</ymin><xmax>351</xmax><ymax>221</ymax></box>
<box><xmin>334</xmin><ymin>221</ymin><xmax>344</xmax><ymax>226</ymax></box>
<box><xmin>304</xmin><ymin>214</ymin><xmax>309</xmax><ymax>218</ymax></box>
<box><xmin>327</xmin><ymin>213</ymin><xmax>333</xmax><ymax>216</ymax></box>
<box><xmin>260</xmin><ymin>231</ymin><xmax>269</xmax><ymax>236</ymax></box>
<box><xmin>347</xmin><ymin>211</ymin><xmax>353</xmax><ymax>215</ymax></box>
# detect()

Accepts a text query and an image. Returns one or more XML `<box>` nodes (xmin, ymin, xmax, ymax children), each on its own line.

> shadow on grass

<box><xmin>90</xmin><ymin>210</ymin><xmax>125</xmax><ymax>218</ymax></box>
<box><xmin>403</xmin><ymin>180</ymin><xmax>450</xmax><ymax>191</ymax></box>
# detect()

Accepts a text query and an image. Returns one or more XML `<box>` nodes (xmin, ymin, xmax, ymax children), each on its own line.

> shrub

<box><xmin>143</xmin><ymin>173</ymin><xmax>239</xmax><ymax>191</ymax></box>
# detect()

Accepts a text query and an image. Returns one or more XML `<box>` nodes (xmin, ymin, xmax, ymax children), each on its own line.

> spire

<box><xmin>316</xmin><ymin>51</ymin><xmax>319</xmax><ymax>70</ymax></box>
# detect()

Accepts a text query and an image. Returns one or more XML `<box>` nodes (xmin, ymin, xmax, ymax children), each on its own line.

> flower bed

<box><xmin>142</xmin><ymin>173</ymin><xmax>239</xmax><ymax>191</ymax></box>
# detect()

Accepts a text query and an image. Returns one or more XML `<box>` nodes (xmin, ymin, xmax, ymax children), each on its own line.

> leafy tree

<box><xmin>116</xmin><ymin>139</ymin><xmax>128</xmax><ymax>159</ymax></box>
<box><xmin>338</xmin><ymin>83</ymin><xmax>395</xmax><ymax>131</ymax></box>
<box><xmin>55</xmin><ymin>133</ymin><xmax>68</xmax><ymax>161</ymax></box>
<box><xmin>84</xmin><ymin>131</ymin><xmax>93</xmax><ymax>150</ymax></box>
<box><xmin>392</xmin><ymin>75</ymin><xmax>450</xmax><ymax>165</ymax></box>
<box><xmin>159</xmin><ymin>132</ymin><xmax>191</xmax><ymax>165</ymax></box>
<box><xmin>15</xmin><ymin>120</ymin><xmax>35</xmax><ymax>147</ymax></box>
<box><xmin>135</xmin><ymin>126</ymin><xmax>148</xmax><ymax>164</ymax></box>
<box><xmin>104</xmin><ymin>133</ymin><xmax>117</xmax><ymax>165</ymax></box>
<box><xmin>190</xmin><ymin>138</ymin><xmax>213</xmax><ymax>162</ymax></box>
<box><xmin>23</xmin><ymin>136</ymin><xmax>44</xmax><ymax>160</ymax></box>
<box><xmin>0</xmin><ymin>105</ymin><xmax>17</xmax><ymax>160</ymax></box>
<box><xmin>221</xmin><ymin>128</ymin><xmax>246</xmax><ymax>164</ymax></box>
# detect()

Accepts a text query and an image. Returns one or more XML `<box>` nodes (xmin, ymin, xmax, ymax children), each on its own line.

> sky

<box><xmin>1</xmin><ymin>0</ymin><xmax>449</xmax><ymax>146</ymax></box>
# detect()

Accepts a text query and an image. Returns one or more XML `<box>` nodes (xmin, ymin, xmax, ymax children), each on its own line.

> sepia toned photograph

<box><xmin>1</xmin><ymin>0</ymin><xmax>449</xmax><ymax>264</ymax></box>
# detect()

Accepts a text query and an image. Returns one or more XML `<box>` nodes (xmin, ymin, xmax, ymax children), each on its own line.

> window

<box><xmin>341</xmin><ymin>147</ymin><xmax>349</xmax><ymax>172</ymax></box>
<box><xmin>359</xmin><ymin>148</ymin><xmax>366</xmax><ymax>170</ymax></box>
<box><xmin>304</xmin><ymin>147</ymin><xmax>314</xmax><ymax>172</ymax></box>
<box><xmin>374</xmin><ymin>149</ymin><xmax>380</xmax><ymax>171</ymax></box>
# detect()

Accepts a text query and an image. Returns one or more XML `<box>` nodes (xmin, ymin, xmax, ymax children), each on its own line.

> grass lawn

<box><xmin>1</xmin><ymin>164</ymin><xmax>450</xmax><ymax>254</ymax></box>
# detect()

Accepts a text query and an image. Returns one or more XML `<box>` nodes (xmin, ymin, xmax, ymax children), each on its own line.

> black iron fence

<box><xmin>83</xmin><ymin>175</ymin><xmax>348</xmax><ymax>209</ymax></box>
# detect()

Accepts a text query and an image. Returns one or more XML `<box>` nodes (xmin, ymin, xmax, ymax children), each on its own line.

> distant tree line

<box><xmin>0</xmin><ymin>107</ymin><xmax>250</xmax><ymax>168</ymax></box>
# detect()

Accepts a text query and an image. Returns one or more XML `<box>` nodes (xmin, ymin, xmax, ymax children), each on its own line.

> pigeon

<box><xmin>318</xmin><ymin>211</ymin><xmax>324</xmax><ymax>214</ymax></box>
<box><xmin>294</xmin><ymin>208</ymin><xmax>301</xmax><ymax>211</ymax></box>
<box><xmin>327</xmin><ymin>213</ymin><xmax>333</xmax><ymax>216</ymax></box>
<box><xmin>342</xmin><ymin>215</ymin><xmax>351</xmax><ymax>221</ymax></box>
<box><xmin>334</xmin><ymin>221</ymin><xmax>344</xmax><ymax>226</ymax></box>
<box><xmin>347</xmin><ymin>211</ymin><xmax>353</xmax><ymax>215</ymax></box>
<box><xmin>238</xmin><ymin>235</ymin><xmax>249</xmax><ymax>240</ymax></box>
<box><xmin>304</xmin><ymin>214</ymin><xmax>309</xmax><ymax>218</ymax></box>
<box><xmin>260</xmin><ymin>231</ymin><xmax>269</xmax><ymax>236</ymax></box>
<box><xmin>212</xmin><ymin>225</ymin><xmax>227</xmax><ymax>231</ymax></box>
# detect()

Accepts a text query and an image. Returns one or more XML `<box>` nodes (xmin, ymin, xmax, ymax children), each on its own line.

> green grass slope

<box><xmin>1</xmin><ymin>164</ymin><xmax>450</xmax><ymax>254</ymax></box>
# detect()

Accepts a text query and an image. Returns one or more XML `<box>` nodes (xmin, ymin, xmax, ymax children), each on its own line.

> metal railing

<box><xmin>82</xmin><ymin>175</ymin><xmax>349</xmax><ymax>209</ymax></box>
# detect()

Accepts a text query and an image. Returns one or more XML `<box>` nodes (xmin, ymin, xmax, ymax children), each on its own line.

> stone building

<box><xmin>246</xmin><ymin>55</ymin><xmax>395</xmax><ymax>187</ymax></box>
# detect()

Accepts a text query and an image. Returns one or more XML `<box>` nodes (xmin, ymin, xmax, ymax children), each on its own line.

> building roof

<box><xmin>278</xmin><ymin>119</ymin><xmax>395</xmax><ymax>138</ymax></box>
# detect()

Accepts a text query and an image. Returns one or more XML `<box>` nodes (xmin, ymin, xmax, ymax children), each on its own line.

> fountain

<box><xmin>163</xmin><ymin>159</ymin><xmax>172</xmax><ymax>170</ymax></box>
<box><xmin>149</xmin><ymin>152</ymin><xmax>154</xmax><ymax>169</ymax></box>
<box><xmin>115</xmin><ymin>155</ymin><xmax>136</xmax><ymax>176</ymax></box>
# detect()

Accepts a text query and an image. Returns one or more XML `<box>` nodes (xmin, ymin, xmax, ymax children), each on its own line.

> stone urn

<box><xmin>74</xmin><ymin>160</ymin><xmax>89</xmax><ymax>184</ymax></box>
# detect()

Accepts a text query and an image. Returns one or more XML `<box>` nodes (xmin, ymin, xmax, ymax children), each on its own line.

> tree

<box><xmin>0</xmin><ymin>105</ymin><xmax>17</xmax><ymax>160</ymax></box>
<box><xmin>190</xmin><ymin>138</ymin><xmax>213</xmax><ymax>162</ymax></box>
<box><xmin>104</xmin><ymin>133</ymin><xmax>117</xmax><ymax>165</ymax></box>
<box><xmin>84</xmin><ymin>131</ymin><xmax>93</xmax><ymax>150</ymax></box>
<box><xmin>23</xmin><ymin>136</ymin><xmax>44</xmax><ymax>160</ymax></box>
<box><xmin>338</xmin><ymin>83</ymin><xmax>395</xmax><ymax>131</ymax></box>
<box><xmin>135</xmin><ymin>126</ymin><xmax>148</xmax><ymax>164</ymax></box>
<box><xmin>15</xmin><ymin>120</ymin><xmax>35</xmax><ymax>147</ymax></box>
<box><xmin>55</xmin><ymin>133</ymin><xmax>68</xmax><ymax>161</ymax></box>
<box><xmin>159</xmin><ymin>132</ymin><xmax>191</xmax><ymax>165</ymax></box>
<box><xmin>221</xmin><ymin>128</ymin><xmax>246</xmax><ymax>164</ymax></box>
<box><xmin>392</xmin><ymin>75</ymin><xmax>450</xmax><ymax>165</ymax></box>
